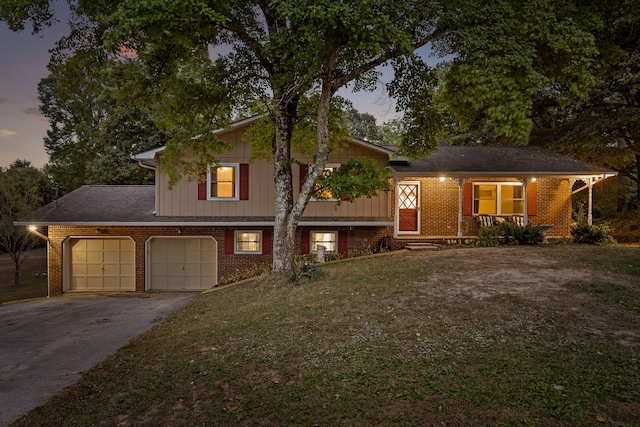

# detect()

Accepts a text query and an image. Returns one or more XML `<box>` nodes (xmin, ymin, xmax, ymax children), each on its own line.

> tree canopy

<box><xmin>2</xmin><ymin>0</ymin><xmax>619</xmax><ymax>272</ymax></box>
<box><xmin>0</xmin><ymin>161</ymin><xmax>53</xmax><ymax>284</ymax></box>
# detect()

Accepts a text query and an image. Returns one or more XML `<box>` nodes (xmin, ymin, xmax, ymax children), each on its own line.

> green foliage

<box><xmin>440</xmin><ymin>0</ymin><xmax>599</xmax><ymax>144</ymax></box>
<box><xmin>0</xmin><ymin>161</ymin><xmax>53</xmax><ymax>284</ymax></box>
<box><xmin>475</xmin><ymin>226</ymin><xmax>501</xmax><ymax>247</ymax></box>
<box><xmin>529</xmin><ymin>0</ymin><xmax>640</xmax><ymax>209</ymax></box>
<box><xmin>476</xmin><ymin>222</ymin><xmax>545</xmax><ymax>246</ymax></box>
<box><xmin>313</xmin><ymin>158</ymin><xmax>391</xmax><ymax>203</ymax></box>
<box><xmin>347</xmin><ymin>108</ymin><xmax>381</xmax><ymax>142</ymax></box>
<box><xmin>38</xmin><ymin>48</ymin><xmax>169</xmax><ymax>193</ymax></box>
<box><xmin>244</xmin><ymin>95</ymin><xmax>352</xmax><ymax>162</ymax></box>
<box><xmin>572</xmin><ymin>223</ymin><xmax>617</xmax><ymax>245</ymax></box>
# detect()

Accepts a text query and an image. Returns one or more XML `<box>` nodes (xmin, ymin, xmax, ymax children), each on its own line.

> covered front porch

<box><xmin>388</xmin><ymin>146</ymin><xmax>617</xmax><ymax>242</ymax></box>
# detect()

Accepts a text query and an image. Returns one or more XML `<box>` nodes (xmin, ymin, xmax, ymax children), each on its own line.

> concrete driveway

<box><xmin>0</xmin><ymin>293</ymin><xmax>197</xmax><ymax>426</ymax></box>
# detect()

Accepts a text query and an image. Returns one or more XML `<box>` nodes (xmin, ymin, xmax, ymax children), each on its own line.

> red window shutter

<box><xmin>239</xmin><ymin>164</ymin><xmax>249</xmax><ymax>200</ymax></box>
<box><xmin>463</xmin><ymin>181</ymin><xmax>473</xmax><ymax>215</ymax></box>
<box><xmin>198</xmin><ymin>172</ymin><xmax>207</xmax><ymax>200</ymax></box>
<box><xmin>262</xmin><ymin>229</ymin><xmax>271</xmax><ymax>254</ymax></box>
<box><xmin>299</xmin><ymin>164</ymin><xmax>308</xmax><ymax>191</ymax></box>
<box><xmin>224</xmin><ymin>229</ymin><xmax>234</xmax><ymax>254</ymax></box>
<box><xmin>338</xmin><ymin>230</ymin><xmax>348</xmax><ymax>254</ymax></box>
<box><xmin>527</xmin><ymin>181</ymin><xmax>537</xmax><ymax>216</ymax></box>
<box><xmin>300</xmin><ymin>229</ymin><xmax>310</xmax><ymax>254</ymax></box>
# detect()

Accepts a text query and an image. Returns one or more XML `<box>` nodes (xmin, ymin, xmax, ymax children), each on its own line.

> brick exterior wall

<box><xmin>395</xmin><ymin>177</ymin><xmax>573</xmax><ymax>239</ymax></box>
<box><xmin>46</xmin><ymin>224</ymin><xmax>393</xmax><ymax>296</ymax></box>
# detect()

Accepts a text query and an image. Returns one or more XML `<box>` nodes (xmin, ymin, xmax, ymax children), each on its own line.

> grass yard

<box><xmin>0</xmin><ymin>247</ymin><xmax>48</xmax><ymax>304</ymax></box>
<box><xmin>12</xmin><ymin>245</ymin><xmax>640</xmax><ymax>426</ymax></box>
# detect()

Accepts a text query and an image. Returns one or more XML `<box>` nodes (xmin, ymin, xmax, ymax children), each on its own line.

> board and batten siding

<box><xmin>156</xmin><ymin>124</ymin><xmax>392</xmax><ymax>219</ymax></box>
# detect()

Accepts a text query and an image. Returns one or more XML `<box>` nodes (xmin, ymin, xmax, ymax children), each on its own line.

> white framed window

<box><xmin>473</xmin><ymin>182</ymin><xmax>524</xmax><ymax>216</ymax></box>
<box><xmin>311</xmin><ymin>231</ymin><xmax>337</xmax><ymax>253</ymax></box>
<box><xmin>235</xmin><ymin>231</ymin><xmax>262</xmax><ymax>254</ymax></box>
<box><xmin>312</xmin><ymin>163</ymin><xmax>341</xmax><ymax>201</ymax></box>
<box><xmin>208</xmin><ymin>163</ymin><xmax>239</xmax><ymax>200</ymax></box>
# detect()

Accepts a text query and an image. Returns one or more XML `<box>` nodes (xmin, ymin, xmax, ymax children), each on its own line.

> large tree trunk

<box><xmin>270</xmin><ymin>77</ymin><xmax>335</xmax><ymax>275</ymax></box>
<box><xmin>13</xmin><ymin>257</ymin><xmax>20</xmax><ymax>286</ymax></box>
<box><xmin>271</xmin><ymin>90</ymin><xmax>299</xmax><ymax>274</ymax></box>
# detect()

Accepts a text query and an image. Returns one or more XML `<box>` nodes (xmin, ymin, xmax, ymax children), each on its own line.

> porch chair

<box><xmin>510</xmin><ymin>215</ymin><xmax>525</xmax><ymax>227</ymax></box>
<box><xmin>478</xmin><ymin>214</ymin><xmax>495</xmax><ymax>227</ymax></box>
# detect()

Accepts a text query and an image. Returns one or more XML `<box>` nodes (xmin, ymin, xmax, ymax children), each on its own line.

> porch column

<box><xmin>451</xmin><ymin>178</ymin><xmax>467</xmax><ymax>238</ymax></box>
<box><xmin>518</xmin><ymin>178</ymin><xmax>530</xmax><ymax>225</ymax></box>
<box><xmin>588</xmin><ymin>177</ymin><xmax>594</xmax><ymax>225</ymax></box>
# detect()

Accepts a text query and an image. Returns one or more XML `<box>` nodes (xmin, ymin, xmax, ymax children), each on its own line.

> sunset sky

<box><xmin>0</xmin><ymin>6</ymin><xmax>410</xmax><ymax>169</ymax></box>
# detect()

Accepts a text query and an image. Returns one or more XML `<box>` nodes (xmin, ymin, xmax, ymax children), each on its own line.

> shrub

<box><xmin>476</xmin><ymin>222</ymin><xmax>545</xmax><ymax>247</ymax></box>
<box><xmin>475</xmin><ymin>226</ymin><xmax>501</xmax><ymax>247</ymax></box>
<box><xmin>572</xmin><ymin>223</ymin><xmax>617</xmax><ymax>244</ymax></box>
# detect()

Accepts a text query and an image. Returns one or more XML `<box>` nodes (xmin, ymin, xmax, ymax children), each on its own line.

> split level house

<box><xmin>17</xmin><ymin>115</ymin><xmax>616</xmax><ymax>296</ymax></box>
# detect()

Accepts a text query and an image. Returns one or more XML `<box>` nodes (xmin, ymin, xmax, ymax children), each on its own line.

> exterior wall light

<box><xmin>28</xmin><ymin>225</ymin><xmax>49</xmax><ymax>242</ymax></box>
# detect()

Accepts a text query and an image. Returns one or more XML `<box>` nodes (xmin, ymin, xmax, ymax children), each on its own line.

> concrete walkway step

<box><xmin>405</xmin><ymin>243</ymin><xmax>441</xmax><ymax>251</ymax></box>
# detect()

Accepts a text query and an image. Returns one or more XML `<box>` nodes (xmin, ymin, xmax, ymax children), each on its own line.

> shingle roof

<box><xmin>391</xmin><ymin>146</ymin><xmax>616</xmax><ymax>177</ymax></box>
<box><xmin>16</xmin><ymin>186</ymin><xmax>157</xmax><ymax>225</ymax></box>
<box><xmin>16</xmin><ymin>185</ymin><xmax>393</xmax><ymax>226</ymax></box>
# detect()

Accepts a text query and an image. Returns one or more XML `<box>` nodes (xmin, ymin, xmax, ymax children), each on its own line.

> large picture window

<box><xmin>310</xmin><ymin>231</ymin><xmax>337</xmax><ymax>253</ymax></box>
<box><xmin>235</xmin><ymin>231</ymin><xmax>262</xmax><ymax>254</ymax></box>
<box><xmin>208</xmin><ymin>164</ymin><xmax>239</xmax><ymax>200</ymax></box>
<box><xmin>473</xmin><ymin>183</ymin><xmax>524</xmax><ymax>215</ymax></box>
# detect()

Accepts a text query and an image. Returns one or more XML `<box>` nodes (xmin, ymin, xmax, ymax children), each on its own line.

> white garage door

<box><xmin>69</xmin><ymin>238</ymin><xmax>135</xmax><ymax>291</ymax></box>
<box><xmin>149</xmin><ymin>237</ymin><xmax>217</xmax><ymax>291</ymax></box>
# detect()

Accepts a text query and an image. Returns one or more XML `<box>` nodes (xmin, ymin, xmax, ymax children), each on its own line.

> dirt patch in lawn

<box><xmin>400</xmin><ymin>245</ymin><xmax>640</xmax><ymax>350</ymax></box>
<box><xmin>410</xmin><ymin>246</ymin><xmax>594</xmax><ymax>300</ymax></box>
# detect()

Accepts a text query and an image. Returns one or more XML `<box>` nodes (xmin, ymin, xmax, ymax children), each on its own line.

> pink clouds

<box><xmin>20</xmin><ymin>107</ymin><xmax>46</xmax><ymax>120</ymax></box>
<box><xmin>0</xmin><ymin>129</ymin><xmax>17</xmax><ymax>137</ymax></box>
<box><xmin>0</xmin><ymin>63</ymin><xmax>28</xmax><ymax>76</ymax></box>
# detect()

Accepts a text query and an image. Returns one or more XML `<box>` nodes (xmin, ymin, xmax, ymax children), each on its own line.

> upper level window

<box><xmin>313</xmin><ymin>163</ymin><xmax>340</xmax><ymax>200</ymax></box>
<box><xmin>473</xmin><ymin>183</ymin><xmax>524</xmax><ymax>215</ymax></box>
<box><xmin>208</xmin><ymin>164</ymin><xmax>239</xmax><ymax>200</ymax></box>
<box><xmin>235</xmin><ymin>231</ymin><xmax>262</xmax><ymax>254</ymax></box>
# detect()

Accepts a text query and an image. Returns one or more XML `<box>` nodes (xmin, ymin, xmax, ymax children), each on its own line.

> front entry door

<box><xmin>397</xmin><ymin>182</ymin><xmax>420</xmax><ymax>233</ymax></box>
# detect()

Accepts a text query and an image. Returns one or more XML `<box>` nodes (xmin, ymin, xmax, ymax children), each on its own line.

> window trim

<box><xmin>310</xmin><ymin>231</ymin><xmax>337</xmax><ymax>253</ymax></box>
<box><xmin>472</xmin><ymin>182</ymin><xmax>524</xmax><ymax>216</ymax></box>
<box><xmin>234</xmin><ymin>230</ymin><xmax>263</xmax><ymax>254</ymax></box>
<box><xmin>311</xmin><ymin>163</ymin><xmax>341</xmax><ymax>201</ymax></box>
<box><xmin>207</xmin><ymin>163</ymin><xmax>240</xmax><ymax>201</ymax></box>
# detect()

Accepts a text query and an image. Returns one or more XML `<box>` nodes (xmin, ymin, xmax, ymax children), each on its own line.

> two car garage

<box><xmin>67</xmin><ymin>237</ymin><xmax>217</xmax><ymax>292</ymax></box>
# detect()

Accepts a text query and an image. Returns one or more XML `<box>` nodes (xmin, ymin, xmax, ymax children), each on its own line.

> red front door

<box><xmin>398</xmin><ymin>182</ymin><xmax>419</xmax><ymax>232</ymax></box>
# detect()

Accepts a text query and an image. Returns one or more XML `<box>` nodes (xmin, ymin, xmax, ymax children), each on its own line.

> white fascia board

<box><xmin>392</xmin><ymin>171</ymin><xmax>617</xmax><ymax>179</ymax></box>
<box><xmin>348</xmin><ymin>137</ymin><xmax>396</xmax><ymax>157</ymax></box>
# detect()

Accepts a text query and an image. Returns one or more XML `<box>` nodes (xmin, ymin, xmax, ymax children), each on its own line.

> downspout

<box><xmin>136</xmin><ymin>160</ymin><xmax>158</xmax><ymax>216</ymax></box>
<box><xmin>27</xmin><ymin>225</ymin><xmax>50</xmax><ymax>298</ymax></box>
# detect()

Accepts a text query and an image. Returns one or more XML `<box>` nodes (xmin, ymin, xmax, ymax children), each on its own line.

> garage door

<box><xmin>149</xmin><ymin>237</ymin><xmax>217</xmax><ymax>291</ymax></box>
<box><xmin>69</xmin><ymin>238</ymin><xmax>135</xmax><ymax>291</ymax></box>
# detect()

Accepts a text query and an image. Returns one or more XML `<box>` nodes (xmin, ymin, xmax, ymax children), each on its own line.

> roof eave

<box><xmin>391</xmin><ymin>171</ymin><xmax>618</xmax><ymax>179</ymax></box>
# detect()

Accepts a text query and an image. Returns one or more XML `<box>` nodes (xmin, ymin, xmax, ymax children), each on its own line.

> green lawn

<box><xmin>0</xmin><ymin>247</ymin><xmax>48</xmax><ymax>304</ymax></box>
<box><xmin>12</xmin><ymin>245</ymin><xmax>640</xmax><ymax>426</ymax></box>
